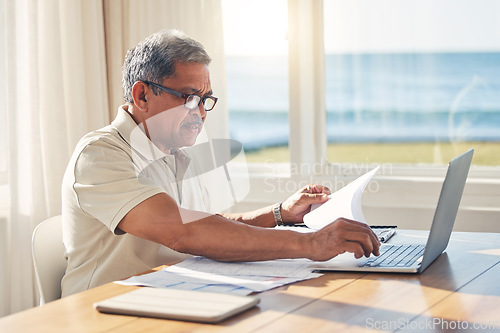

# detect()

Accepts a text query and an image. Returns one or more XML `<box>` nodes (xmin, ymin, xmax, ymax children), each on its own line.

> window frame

<box><xmin>288</xmin><ymin>0</ymin><xmax>326</xmax><ymax>170</ymax></box>
<box><xmin>222</xmin><ymin>0</ymin><xmax>500</xmax><ymax>232</ymax></box>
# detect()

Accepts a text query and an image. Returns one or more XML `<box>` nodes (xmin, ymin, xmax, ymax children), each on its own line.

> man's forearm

<box><xmin>219</xmin><ymin>205</ymin><xmax>276</xmax><ymax>228</ymax></box>
<box><xmin>168</xmin><ymin>213</ymin><xmax>310</xmax><ymax>262</ymax></box>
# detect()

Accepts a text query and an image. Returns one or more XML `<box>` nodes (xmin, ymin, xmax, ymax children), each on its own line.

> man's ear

<box><xmin>131</xmin><ymin>81</ymin><xmax>150</xmax><ymax>111</ymax></box>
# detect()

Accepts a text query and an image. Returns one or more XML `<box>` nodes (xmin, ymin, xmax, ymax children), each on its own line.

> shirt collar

<box><xmin>111</xmin><ymin>105</ymin><xmax>168</xmax><ymax>162</ymax></box>
<box><xmin>112</xmin><ymin>105</ymin><xmax>192</xmax><ymax>166</ymax></box>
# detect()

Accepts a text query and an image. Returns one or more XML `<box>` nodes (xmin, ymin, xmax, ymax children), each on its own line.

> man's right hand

<box><xmin>306</xmin><ymin>218</ymin><xmax>381</xmax><ymax>261</ymax></box>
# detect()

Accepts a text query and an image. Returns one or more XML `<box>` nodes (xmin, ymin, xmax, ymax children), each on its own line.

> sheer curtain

<box><xmin>0</xmin><ymin>0</ymin><xmax>226</xmax><ymax>316</ymax></box>
<box><xmin>0</xmin><ymin>0</ymin><xmax>109</xmax><ymax>316</ymax></box>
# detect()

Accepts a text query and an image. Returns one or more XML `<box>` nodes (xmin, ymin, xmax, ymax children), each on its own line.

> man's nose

<box><xmin>189</xmin><ymin>103</ymin><xmax>207</xmax><ymax>120</ymax></box>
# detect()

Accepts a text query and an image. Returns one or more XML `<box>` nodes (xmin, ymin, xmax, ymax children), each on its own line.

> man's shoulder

<box><xmin>76</xmin><ymin>125</ymin><xmax>128</xmax><ymax>152</ymax></box>
<box><xmin>66</xmin><ymin>125</ymin><xmax>133</xmax><ymax>173</ymax></box>
<box><xmin>65</xmin><ymin>125</ymin><xmax>136</xmax><ymax>185</ymax></box>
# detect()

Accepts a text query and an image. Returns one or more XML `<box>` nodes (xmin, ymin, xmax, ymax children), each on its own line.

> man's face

<box><xmin>144</xmin><ymin>62</ymin><xmax>212</xmax><ymax>152</ymax></box>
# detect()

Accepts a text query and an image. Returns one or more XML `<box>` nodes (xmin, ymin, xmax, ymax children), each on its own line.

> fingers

<box><xmin>344</xmin><ymin>230</ymin><xmax>379</xmax><ymax>258</ymax></box>
<box><xmin>300</xmin><ymin>184</ymin><xmax>331</xmax><ymax>195</ymax></box>
<box><xmin>296</xmin><ymin>184</ymin><xmax>331</xmax><ymax>206</ymax></box>
<box><xmin>339</xmin><ymin>241</ymin><xmax>366</xmax><ymax>259</ymax></box>
<box><xmin>351</xmin><ymin>219</ymin><xmax>380</xmax><ymax>256</ymax></box>
<box><xmin>310</xmin><ymin>218</ymin><xmax>380</xmax><ymax>261</ymax></box>
<box><xmin>300</xmin><ymin>192</ymin><xmax>329</xmax><ymax>205</ymax></box>
<box><xmin>340</xmin><ymin>219</ymin><xmax>380</xmax><ymax>256</ymax></box>
<box><xmin>281</xmin><ymin>185</ymin><xmax>330</xmax><ymax>223</ymax></box>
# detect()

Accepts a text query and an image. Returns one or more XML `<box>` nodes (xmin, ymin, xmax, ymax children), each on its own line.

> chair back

<box><xmin>32</xmin><ymin>215</ymin><xmax>66</xmax><ymax>305</ymax></box>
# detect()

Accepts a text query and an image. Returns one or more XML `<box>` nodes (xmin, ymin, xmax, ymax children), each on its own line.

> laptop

<box><xmin>309</xmin><ymin>148</ymin><xmax>474</xmax><ymax>274</ymax></box>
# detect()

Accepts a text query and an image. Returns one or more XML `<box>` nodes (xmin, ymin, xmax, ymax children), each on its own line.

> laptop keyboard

<box><xmin>359</xmin><ymin>244</ymin><xmax>425</xmax><ymax>268</ymax></box>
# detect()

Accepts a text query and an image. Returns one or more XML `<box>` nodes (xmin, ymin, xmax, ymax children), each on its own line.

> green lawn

<box><xmin>244</xmin><ymin>142</ymin><xmax>500</xmax><ymax>166</ymax></box>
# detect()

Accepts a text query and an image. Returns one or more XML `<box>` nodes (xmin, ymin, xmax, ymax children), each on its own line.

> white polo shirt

<box><xmin>61</xmin><ymin>105</ymin><xmax>213</xmax><ymax>297</ymax></box>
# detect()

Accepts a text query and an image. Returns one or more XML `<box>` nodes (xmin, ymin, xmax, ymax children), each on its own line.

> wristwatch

<box><xmin>273</xmin><ymin>202</ymin><xmax>284</xmax><ymax>226</ymax></box>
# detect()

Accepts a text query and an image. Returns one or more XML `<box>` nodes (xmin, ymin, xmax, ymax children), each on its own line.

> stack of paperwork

<box><xmin>116</xmin><ymin>256</ymin><xmax>322</xmax><ymax>295</ymax></box>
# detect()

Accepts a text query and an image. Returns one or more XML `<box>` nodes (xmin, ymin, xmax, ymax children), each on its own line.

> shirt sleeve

<box><xmin>72</xmin><ymin>138</ymin><xmax>164</xmax><ymax>235</ymax></box>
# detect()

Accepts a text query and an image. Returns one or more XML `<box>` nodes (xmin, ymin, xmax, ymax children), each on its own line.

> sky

<box><xmin>222</xmin><ymin>0</ymin><xmax>500</xmax><ymax>56</ymax></box>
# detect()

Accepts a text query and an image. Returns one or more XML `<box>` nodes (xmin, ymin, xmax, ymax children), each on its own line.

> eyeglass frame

<box><xmin>142</xmin><ymin>80</ymin><xmax>218</xmax><ymax>111</ymax></box>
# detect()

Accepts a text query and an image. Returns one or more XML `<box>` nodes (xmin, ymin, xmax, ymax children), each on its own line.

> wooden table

<box><xmin>2</xmin><ymin>230</ymin><xmax>500</xmax><ymax>332</ymax></box>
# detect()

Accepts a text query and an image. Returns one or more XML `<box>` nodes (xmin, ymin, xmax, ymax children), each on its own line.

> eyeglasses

<box><xmin>142</xmin><ymin>80</ymin><xmax>218</xmax><ymax>111</ymax></box>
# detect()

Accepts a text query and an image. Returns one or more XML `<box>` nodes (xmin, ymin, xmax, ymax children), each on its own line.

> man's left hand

<box><xmin>280</xmin><ymin>184</ymin><xmax>331</xmax><ymax>224</ymax></box>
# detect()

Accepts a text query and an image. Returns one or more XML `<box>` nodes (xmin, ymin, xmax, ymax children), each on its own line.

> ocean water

<box><xmin>226</xmin><ymin>53</ymin><xmax>500</xmax><ymax>150</ymax></box>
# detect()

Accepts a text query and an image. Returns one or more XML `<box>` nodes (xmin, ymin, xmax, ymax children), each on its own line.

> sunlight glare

<box><xmin>470</xmin><ymin>248</ymin><xmax>500</xmax><ymax>256</ymax></box>
<box><xmin>222</xmin><ymin>0</ymin><xmax>288</xmax><ymax>56</ymax></box>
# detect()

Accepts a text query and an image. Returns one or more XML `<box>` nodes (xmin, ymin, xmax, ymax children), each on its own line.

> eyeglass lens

<box><xmin>185</xmin><ymin>95</ymin><xmax>216</xmax><ymax>111</ymax></box>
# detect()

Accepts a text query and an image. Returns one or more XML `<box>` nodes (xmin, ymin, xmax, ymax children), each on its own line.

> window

<box><xmin>222</xmin><ymin>1</ymin><xmax>500</xmax><ymax>232</ymax></box>
<box><xmin>324</xmin><ymin>0</ymin><xmax>500</xmax><ymax>166</ymax></box>
<box><xmin>222</xmin><ymin>0</ymin><xmax>500</xmax><ymax>167</ymax></box>
<box><xmin>222</xmin><ymin>0</ymin><xmax>289</xmax><ymax>163</ymax></box>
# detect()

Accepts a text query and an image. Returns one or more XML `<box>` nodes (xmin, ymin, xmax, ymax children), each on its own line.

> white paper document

<box><xmin>115</xmin><ymin>268</ymin><xmax>253</xmax><ymax>295</ymax></box>
<box><xmin>172</xmin><ymin>256</ymin><xmax>318</xmax><ymax>278</ymax></box>
<box><xmin>115</xmin><ymin>257</ymin><xmax>322</xmax><ymax>295</ymax></box>
<box><xmin>303</xmin><ymin>166</ymin><xmax>380</xmax><ymax>230</ymax></box>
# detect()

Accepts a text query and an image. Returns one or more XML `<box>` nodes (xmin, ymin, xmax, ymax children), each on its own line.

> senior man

<box><xmin>61</xmin><ymin>29</ymin><xmax>379</xmax><ymax>296</ymax></box>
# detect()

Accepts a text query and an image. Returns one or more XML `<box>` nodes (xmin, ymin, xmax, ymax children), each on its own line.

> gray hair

<box><xmin>122</xmin><ymin>29</ymin><xmax>211</xmax><ymax>103</ymax></box>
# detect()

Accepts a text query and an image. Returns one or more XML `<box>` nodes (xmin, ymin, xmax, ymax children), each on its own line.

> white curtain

<box><xmin>0</xmin><ymin>0</ymin><xmax>109</xmax><ymax>316</ymax></box>
<box><xmin>0</xmin><ymin>0</ymin><xmax>226</xmax><ymax>316</ymax></box>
